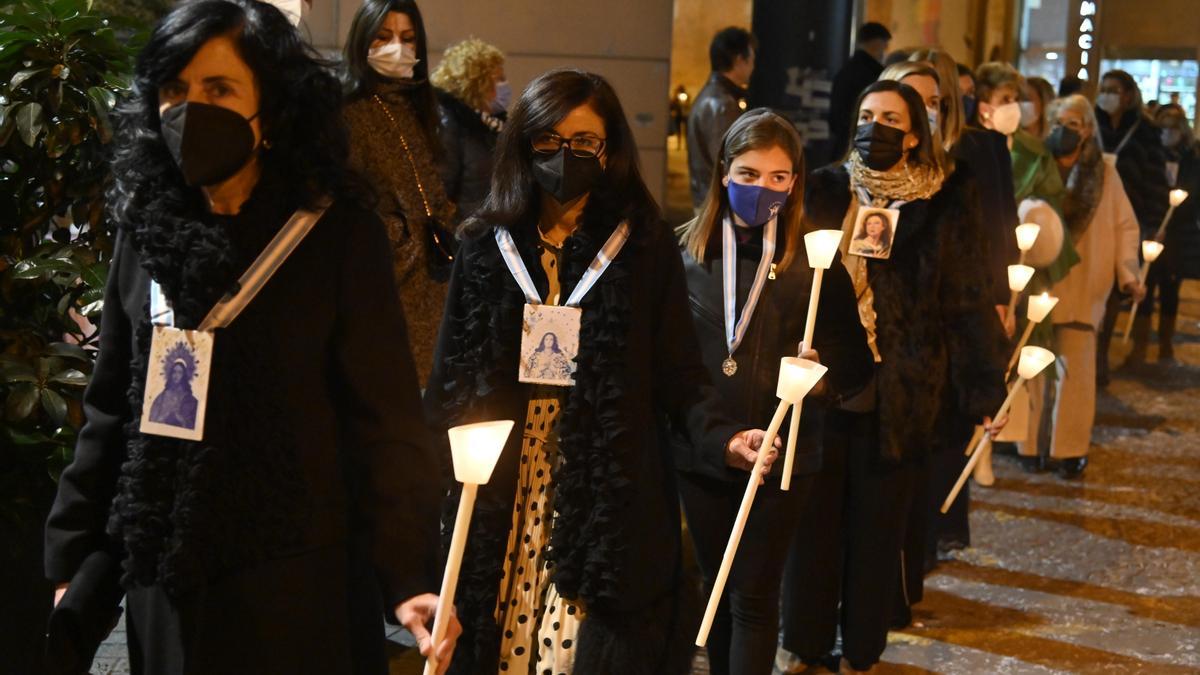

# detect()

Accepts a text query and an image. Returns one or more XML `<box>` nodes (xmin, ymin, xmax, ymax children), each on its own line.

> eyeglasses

<box><xmin>531</xmin><ymin>131</ymin><xmax>606</xmax><ymax>158</ymax></box>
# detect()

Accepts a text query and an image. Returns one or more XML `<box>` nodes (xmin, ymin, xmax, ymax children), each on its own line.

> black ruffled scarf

<box><xmin>106</xmin><ymin>171</ymin><xmax>310</xmax><ymax>598</ymax></box>
<box><xmin>437</xmin><ymin>211</ymin><xmax>635</xmax><ymax>674</ymax></box>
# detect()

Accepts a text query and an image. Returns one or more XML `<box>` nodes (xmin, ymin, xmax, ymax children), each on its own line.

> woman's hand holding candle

<box><xmin>725</xmin><ymin>429</ymin><xmax>783</xmax><ymax>474</ymax></box>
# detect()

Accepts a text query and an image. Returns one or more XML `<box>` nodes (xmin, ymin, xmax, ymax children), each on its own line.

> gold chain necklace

<box><xmin>372</xmin><ymin>94</ymin><xmax>433</xmax><ymax>218</ymax></box>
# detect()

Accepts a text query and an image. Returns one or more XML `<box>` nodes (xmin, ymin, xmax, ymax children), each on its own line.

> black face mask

<box><xmin>1045</xmin><ymin>125</ymin><xmax>1082</xmax><ymax>158</ymax></box>
<box><xmin>532</xmin><ymin>148</ymin><xmax>604</xmax><ymax>204</ymax></box>
<box><xmin>854</xmin><ymin>121</ymin><xmax>908</xmax><ymax>171</ymax></box>
<box><xmin>161</xmin><ymin>102</ymin><xmax>259</xmax><ymax>187</ymax></box>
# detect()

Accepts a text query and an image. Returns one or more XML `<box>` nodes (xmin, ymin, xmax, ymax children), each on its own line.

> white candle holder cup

<box><xmin>1006</xmin><ymin>264</ymin><xmax>1036</xmax><ymax>317</ymax></box>
<box><xmin>1015</xmin><ymin>223</ymin><xmax>1041</xmax><ymax>264</ymax></box>
<box><xmin>1170</xmin><ymin>189</ymin><xmax>1188</xmax><ymax>208</ymax></box>
<box><xmin>803</xmin><ymin>229</ymin><xmax>844</xmax><ymax>270</ymax></box>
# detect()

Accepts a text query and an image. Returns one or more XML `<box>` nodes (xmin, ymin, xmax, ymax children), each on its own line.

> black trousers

<box><xmin>1137</xmin><ymin>261</ymin><xmax>1182</xmax><ymax>317</ymax></box>
<box><xmin>678</xmin><ymin>470</ymin><xmax>812</xmax><ymax>675</ymax></box>
<box><xmin>780</xmin><ymin>409</ymin><xmax>919</xmax><ymax>671</ymax></box>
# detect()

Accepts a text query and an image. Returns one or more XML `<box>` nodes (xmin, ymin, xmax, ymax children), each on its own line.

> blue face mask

<box><xmin>726</xmin><ymin>181</ymin><xmax>788</xmax><ymax>227</ymax></box>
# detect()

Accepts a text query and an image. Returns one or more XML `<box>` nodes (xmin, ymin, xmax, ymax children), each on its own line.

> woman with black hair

<box><xmin>342</xmin><ymin>0</ymin><xmax>455</xmax><ymax>386</ymax></box>
<box><xmin>778</xmin><ymin>80</ymin><xmax>1008</xmax><ymax>673</ymax></box>
<box><xmin>424</xmin><ymin>68</ymin><xmax>766</xmax><ymax>675</ymax></box>
<box><xmin>676</xmin><ymin>109</ymin><xmax>873</xmax><ymax>675</ymax></box>
<box><xmin>43</xmin><ymin>2</ymin><xmax>454</xmax><ymax>672</ymax></box>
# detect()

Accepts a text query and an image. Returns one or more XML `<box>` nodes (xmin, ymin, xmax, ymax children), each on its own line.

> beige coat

<box><xmin>1051</xmin><ymin>162</ymin><xmax>1141</xmax><ymax>328</ymax></box>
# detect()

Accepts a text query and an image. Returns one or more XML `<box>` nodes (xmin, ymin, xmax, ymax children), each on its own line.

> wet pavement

<box><xmin>827</xmin><ymin>281</ymin><xmax>1200</xmax><ymax>674</ymax></box>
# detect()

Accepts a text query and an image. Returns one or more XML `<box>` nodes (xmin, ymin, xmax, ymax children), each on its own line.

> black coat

<box><xmin>828</xmin><ymin>50</ymin><xmax>884</xmax><ymax>159</ymax></box>
<box><xmin>953</xmin><ymin>127</ymin><xmax>1020</xmax><ymax>305</ymax></box>
<box><xmin>687</xmin><ymin>74</ymin><xmax>746</xmax><ymax>208</ymax></box>
<box><xmin>676</xmin><ymin>223</ymin><xmax>874</xmax><ymax>479</ymax></box>
<box><xmin>1162</xmin><ymin>143</ymin><xmax>1200</xmax><ymax>279</ymax></box>
<box><xmin>436</xmin><ymin>89</ymin><xmax>500</xmax><ymax>221</ymax></box>
<box><xmin>804</xmin><ymin>164</ymin><xmax>1008</xmax><ymax>462</ymax></box>
<box><xmin>1098</xmin><ymin>108</ymin><xmax>1170</xmax><ymax>235</ymax></box>
<box><xmin>43</xmin><ymin>181</ymin><xmax>441</xmax><ymax>672</ymax></box>
<box><xmin>423</xmin><ymin>214</ymin><xmax>743</xmax><ymax>675</ymax></box>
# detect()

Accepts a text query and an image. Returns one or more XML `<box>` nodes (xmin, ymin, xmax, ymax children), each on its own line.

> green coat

<box><xmin>1011</xmin><ymin>130</ymin><xmax>1080</xmax><ymax>287</ymax></box>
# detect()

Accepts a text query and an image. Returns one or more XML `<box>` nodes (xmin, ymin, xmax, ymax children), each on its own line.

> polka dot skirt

<box><xmin>495</xmin><ymin>393</ymin><xmax>584</xmax><ymax>674</ymax></box>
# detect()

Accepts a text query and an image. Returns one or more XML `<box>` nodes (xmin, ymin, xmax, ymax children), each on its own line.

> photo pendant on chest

<box><xmin>520</xmin><ymin>303</ymin><xmax>582</xmax><ymax>386</ymax></box>
<box><xmin>140</xmin><ymin>325</ymin><xmax>214</xmax><ymax>442</ymax></box>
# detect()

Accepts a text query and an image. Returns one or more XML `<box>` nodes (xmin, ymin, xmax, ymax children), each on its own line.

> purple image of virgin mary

<box><xmin>149</xmin><ymin>352</ymin><xmax>199</xmax><ymax>430</ymax></box>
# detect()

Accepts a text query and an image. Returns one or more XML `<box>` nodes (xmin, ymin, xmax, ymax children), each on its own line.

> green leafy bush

<box><xmin>0</xmin><ymin>0</ymin><xmax>143</xmax><ymax>536</ymax></box>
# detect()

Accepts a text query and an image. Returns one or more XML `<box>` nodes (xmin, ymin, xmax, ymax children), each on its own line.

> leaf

<box><xmin>0</xmin><ymin>356</ymin><xmax>38</xmax><ymax>382</ymax></box>
<box><xmin>45</xmin><ymin>342</ymin><xmax>90</xmax><ymax>362</ymax></box>
<box><xmin>6</xmin><ymin>428</ymin><xmax>52</xmax><ymax>446</ymax></box>
<box><xmin>86</xmin><ymin>85</ymin><xmax>115</xmax><ymax>112</ymax></box>
<box><xmin>0</xmin><ymin>104</ymin><xmax>13</xmax><ymax>146</ymax></box>
<box><xmin>0</xmin><ymin>31</ymin><xmax>38</xmax><ymax>48</ymax></box>
<box><xmin>79</xmin><ymin>298</ymin><xmax>103</xmax><ymax>315</ymax></box>
<box><xmin>40</xmin><ymin>388</ymin><xmax>68</xmax><ymax>424</ymax></box>
<box><xmin>79</xmin><ymin>261</ymin><xmax>107</xmax><ymax>289</ymax></box>
<box><xmin>49</xmin><ymin>369</ymin><xmax>87</xmax><ymax>386</ymax></box>
<box><xmin>5</xmin><ymin>383</ymin><xmax>39</xmax><ymax>421</ymax></box>
<box><xmin>16</xmin><ymin>101</ymin><xmax>44</xmax><ymax>147</ymax></box>
<box><xmin>10</xmin><ymin>67</ymin><xmax>44</xmax><ymax>90</ymax></box>
<box><xmin>10</xmin><ymin>258</ymin><xmax>45</xmax><ymax>279</ymax></box>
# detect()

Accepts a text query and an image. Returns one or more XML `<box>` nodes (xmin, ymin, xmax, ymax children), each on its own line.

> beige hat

<box><xmin>1017</xmin><ymin>198</ymin><xmax>1064</xmax><ymax>268</ymax></box>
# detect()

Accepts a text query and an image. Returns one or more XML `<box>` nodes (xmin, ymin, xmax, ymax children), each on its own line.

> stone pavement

<box><xmin>90</xmin><ymin>279</ymin><xmax>1200</xmax><ymax>674</ymax></box>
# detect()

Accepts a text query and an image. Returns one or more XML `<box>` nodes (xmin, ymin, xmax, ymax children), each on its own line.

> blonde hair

<box><xmin>1024</xmin><ymin>76</ymin><xmax>1056</xmax><ymax>137</ymax></box>
<box><xmin>430</xmin><ymin>38</ymin><xmax>505</xmax><ymax>112</ymax></box>
<box><xmin>878</xmin><ymin>61</ymin><xmax>952</xmax><ymax>173</ymax></box>
<box><xmin>908</xmin><ymin>48</ymin><xmax>964</xmax><ymax>150</ymax></box>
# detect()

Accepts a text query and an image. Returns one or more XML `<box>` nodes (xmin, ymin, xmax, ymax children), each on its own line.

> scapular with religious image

<box><xmin>140</xmin><ymin>326</ymin><xmax>213</xmax><ymax>442</ymax></box>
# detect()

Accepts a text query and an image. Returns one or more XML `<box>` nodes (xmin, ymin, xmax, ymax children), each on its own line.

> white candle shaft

<box><xmin>1006</xmin><ymin>321</ymin><xmax>1038</xmax><ymax>379</ymax></box>
<box><xmin>1153</xmin><ymin>204</ymin><xmax>1177</xmax><ymax>242</ymax></box>
<box><xmin>1007</xmin><ymin>288</ymin><xmax>1021</xmax><ymax>320</ymax></box>
<box><xmin>780</xmin><ymin>400</ymin><xmax>804</xmax><ymax>491</ymax></box>
<box><xmin>696</xmin><ymin>400</ymin><xmax>790</xmax><ymax>647</ymax></box>
<box><xmin>962</xmin><ymin>425</ymin><xmax>986</xmax><ymax>457</ymax></box>
<box><xmin>1122</xmin><ymin>260</ymin><xmax>1155</xmax><ymax>343</ymax></box>
<box><xmin>941</xmin><ymin>379</ymin><xmax>1024</xmax><ymax>513</ymax></box>
<box><xmin>423</xmin><ymin>483</ymin><xmax>477</xmax><ymax>675</ymax></box>
<box><xmin>802</xmin><ymin>268</ymin><xmax>824</xmax><ymax>352</ymax></box>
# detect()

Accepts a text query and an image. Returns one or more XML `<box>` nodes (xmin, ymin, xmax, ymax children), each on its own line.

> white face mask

<box><xmin>368</xmin><ymin>39</ymin><xmax>419</xmax><ymax>80</ymax></box>
<box><xmin>925</xmin><ymin>106</ymin><xmax>939</xmax><ymax>134</ymax></box>
<box><xmin>1019</xmin><ymin>100</ymin><xmax>1038</xmax><ymax>128</ymax></box>
<box><xmin>985</xmin><ymin>101</ymin><xmax>1022</xmax><ymax>136</ymax></box>
<box><xmin>1097</xmin><ymin>92</ymin><xmax>1122</xmax><ymax>115</ymax></box>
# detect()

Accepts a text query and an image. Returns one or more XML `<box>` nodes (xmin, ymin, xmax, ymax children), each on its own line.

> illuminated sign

<box><xmin>1067</xmin><ymin>0</ymin><xmax>1101</xmax><ymax>85</ymax></box>
<box><xmin>1076</xmin><ymin>2</ymin><xmax>1096</xmax><ymax>79</ymax></box>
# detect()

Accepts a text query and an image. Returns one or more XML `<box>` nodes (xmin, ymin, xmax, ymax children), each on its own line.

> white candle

<box><xmin>1170</xmin><ymin>189</ymin><xmax>1189</xmax><ymax>207</ymax></box>
<box><xmin>1017</xmin><ymin>345</ymin><xmax>1056</xmax><ymax>380</ymax></box>
<box><xmin>1015</xmin><ymin>223</ymin><xmax>1041</xmax><ymax>252</ymax></box>
<box><xmin>1007</xmin><ymin>264</ymin><xmax>1035</xmax><ymax>292</ymax></box>
<box><xmin>1142</xmin><ymin>240</ymin><xmax>1164</xmax><ymax>262</ymax></box>
<box><xmin>425</xmin><ymin>420</ymin><xmax>515</xmax><ymax>675</ymax></box>
<box><xmin>1026</xmin><ymin>292</ymin><xmax>1059</xmax><ymax>323</ymax></box>
<box><xmin>803</xmin><ymin>229</ymin><xmax>843</xmax><ymax>270</ymax></box>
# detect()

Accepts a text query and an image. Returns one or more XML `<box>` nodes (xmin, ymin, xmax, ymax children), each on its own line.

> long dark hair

<box><xmin>683</xmin><ymin>108</ymin><xmax>805</xmax><ymax>271</ymax></box>
<box><xmin>109</xmin><ymin>0</ymin><xmax>360</xmax><ymax>227</ymax></box>
<box><xmin>845</xmin><ymin>79</ymin><xmax>941</xmax><ymax>174</ymax></box>
<box><xmin>341</xmin><ymin>0</ymin><xmax>440</xmax><ymax>146</ymax></box>
<box><xmin>464</xmin><ymin>68</ymin><xmax>660</xmax><ymax>236</ymax></box>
